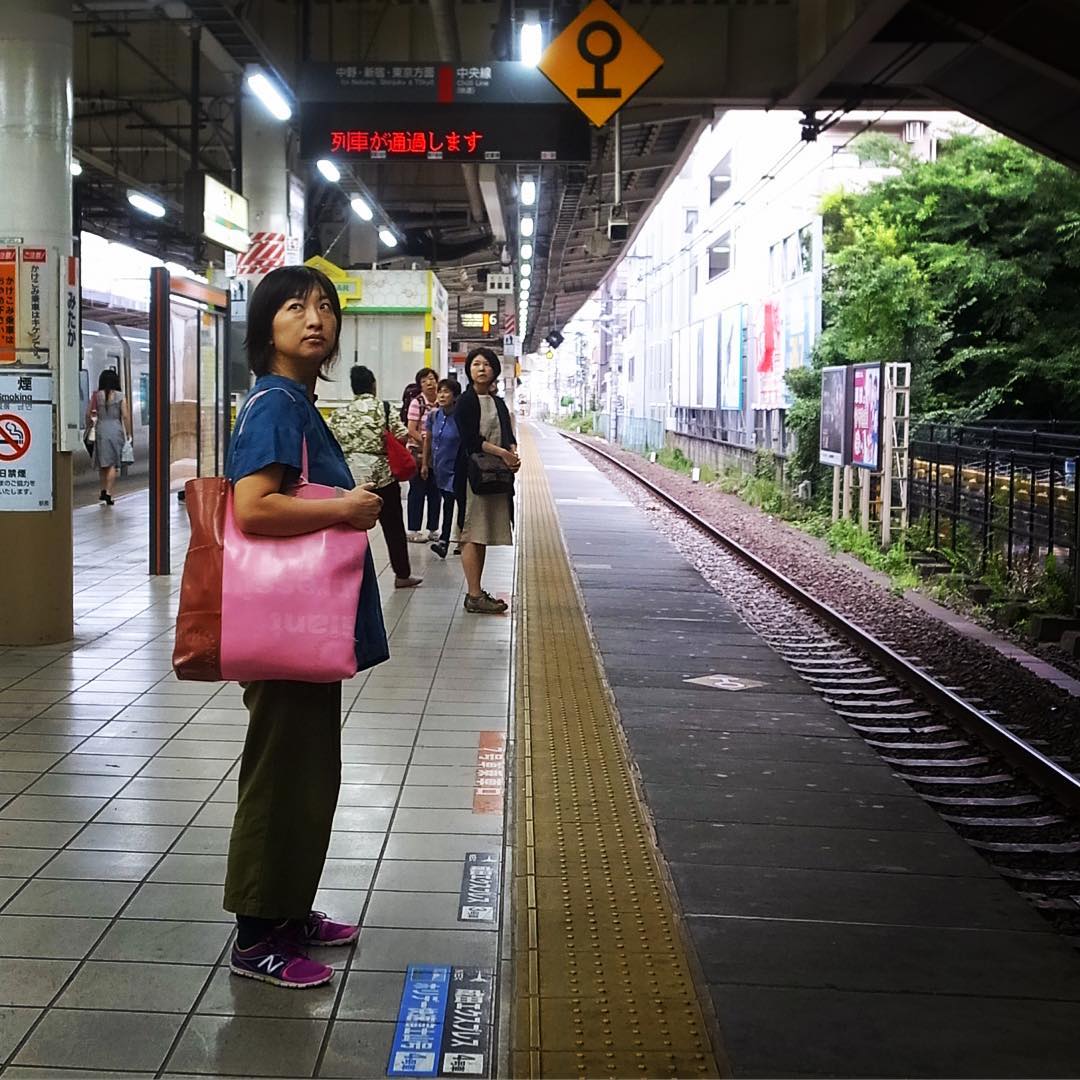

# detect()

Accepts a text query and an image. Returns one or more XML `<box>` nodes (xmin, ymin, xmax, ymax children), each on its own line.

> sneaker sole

<box><xmin>230</xmin><ymin>963</ymin><xmax>334</xmax><ymax>989</ymax></box>
<box><xmin>307</xmin><ymin>928</ymin><xmax>360</xmax><ymax>947</ymax></box>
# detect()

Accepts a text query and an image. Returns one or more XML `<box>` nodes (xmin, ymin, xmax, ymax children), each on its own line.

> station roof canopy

<box><xmin>72</xmin><ymin>0</ymin><xmax>1080</xmax><ymax>348</ymax></box>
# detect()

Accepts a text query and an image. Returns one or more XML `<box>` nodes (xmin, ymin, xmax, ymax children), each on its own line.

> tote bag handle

<box><xmin>234</xmin><ymin>386</ymin><xmax>310</xmax><ymax>483</ymax></box>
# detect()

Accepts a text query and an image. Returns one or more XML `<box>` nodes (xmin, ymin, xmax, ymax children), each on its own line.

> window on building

<box><xmin>798</xmin><ymin>225</ymin><xmax>813</xmax><ymax>275</ymax></box>
<box><xmin>690</xmin><ymin>262</ymin><xmax>699</xmax><ymax>296</ymax></box>
<box><xmin>695</xmin><ymin>324</ymin><xmax>704</xmax><ymax>406</ymax></box>
<box><xmin>708</xmin><ymin>233</ymin><xmax>732</xmax><ymax>279</ymax></box>
<box><xmin>768</xmin><ymin>243</ymin><xmax>780</xmax><ymax>289</ymax></box>
<box><xmin>685</xmin><ymin>208</ymin><xmax>699</xmax><ymax>234</ymax></box>
<box><xmin>783</xmin><ymin>234</ymin><xmax>797</xmax><ymax>281</ymax></box>
<box><xmin>709</xmin><ymin>152</ymin><xmax>732</xmax><ymax>204</ymax></box>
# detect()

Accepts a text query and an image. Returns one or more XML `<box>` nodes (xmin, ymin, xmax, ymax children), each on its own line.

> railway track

<box><xmin>562</xmin><ymin>432</ymin><xmax>1080</xmax><ymax>933</ymax></box>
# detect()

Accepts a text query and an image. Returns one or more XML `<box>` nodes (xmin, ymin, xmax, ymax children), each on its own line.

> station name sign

<box><xmin>299</xmin><ymin>61</ymin><xmax>591</xmax><ymax>164</ymax></box>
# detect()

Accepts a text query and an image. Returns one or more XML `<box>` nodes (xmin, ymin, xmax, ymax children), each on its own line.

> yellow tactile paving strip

<box><xmin>512</xmin><ymin>427</ymin><xmax>725</xmax><ymax>1079</ymax></box>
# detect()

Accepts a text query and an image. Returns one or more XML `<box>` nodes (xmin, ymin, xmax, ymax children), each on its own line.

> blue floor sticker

<box><xmin>388</xmin><ymin>965</ymin><xmax>452</xmax><ymax>1076</ymax></box>
<box><xmin>388</xmin><ymin>965</ymin><xmax>496</xmax><ymax>1077</ymax></box>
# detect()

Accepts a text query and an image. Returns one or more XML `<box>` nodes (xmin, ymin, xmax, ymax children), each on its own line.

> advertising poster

<box><xmin>850</xmin><ymin>362</ymin><xmax>882</xmax><ymax>470</ymax></box>
<box><xmin>818</xmin><ymin>365</ymin><xmax>849</xmax><ymax>466</ymax></box>
<box><xmin>719</xmin><ymin>305</ymin><xmax>742</xmax><ymax>410</ymax></box>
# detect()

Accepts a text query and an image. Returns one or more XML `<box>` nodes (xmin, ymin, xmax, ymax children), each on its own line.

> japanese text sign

<box><xmin>0</xmin><ymin>249</ymin><xmax>15</xmax><ymax>364</ymax></box>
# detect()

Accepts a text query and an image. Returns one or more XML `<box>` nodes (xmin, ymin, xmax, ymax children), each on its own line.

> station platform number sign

<box><xmin>538</xmin><ymin>0</ymin><xmax>664</xmax><ymax>127</ymax></box>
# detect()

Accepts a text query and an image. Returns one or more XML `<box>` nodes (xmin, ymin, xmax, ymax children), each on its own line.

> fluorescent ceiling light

<box><xmin>316</xmin><ymin>159</ymin><xmax>341</xmax><ymax>183</ymax></box>
<box><xmin>246</xmin><ymin>71</ymin><xmax>292</xmax><ymax>121</ymax></box>
<box><xmin>350</xmin><ymin>195</ymin><xmax>373</xmax><ymax>221</ymax></box>
<box><xmin>520</xmin><ymin>242</ymin><xmax>533</xmax><ymax>261</ymax></box>
<box><xmin>520</xmin><ymin>263</ymin><xmax>532</xmax><ymax>278</ymax></box>
<box><xmin>127</xmin><ymin>190</ymin><xmax>166</xmax><ymax>219</ymax></box>
<box><xmin>520</xmin><ymin>178</ymin><xmax>536</xmax><ymax>206</ymax></box>
<box><xmin>378</xmin><ymin>227</ymin><xmax>397</xmax><ymax>248</ymax></box>
<box><xmin>520</xmin><ymin>215</ymin><xmax>534</xmax><ymax>238</ymax></box>
<box><xmin>520</xmin><ymin>287</ymin><xmax>531</xmax><ymax>299</ymax></box>
<box><xmin>70</xmin><ymin>160</ymin><xmax>83</xmax><ymax>177</ymax></box>
<box><xmin>520</xmin><ymin>20</ymin><xmax>543</xmax><ymax>67</ymax></box>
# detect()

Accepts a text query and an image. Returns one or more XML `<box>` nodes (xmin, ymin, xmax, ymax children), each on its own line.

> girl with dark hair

<box><xmin>328</xmin><ymin>364</ymin><xmax>421</xmax><ymax>589</ymax></box>
<box><xmin>222</xmin><ymin>266</ymin><xmax>388</xmax><ymax>990</ymax></box>
<box><xmin>405</xmin><ymin>366</ymin><xmax>441</xmax><ymax>541</ymax></box>
<box><xmin>454</xmin><ymin>348</ymin><xmax>519</xmax><ymax>613</ymax></box>
<box><xmin>86</xmin><ymin>368</ymin><xmax>132</xmax><ymax>505</ymax></box>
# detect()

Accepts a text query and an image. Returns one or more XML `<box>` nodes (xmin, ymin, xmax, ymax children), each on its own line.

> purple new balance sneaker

<box><xmin>294</xmin><ymin>910</ymin><xmax>360</xmax><ymax>947</ymax></box>
<box><xmin>230</xmin><ymin>935</ymin><xmax>333</xmax><ymax>989</ymax></box>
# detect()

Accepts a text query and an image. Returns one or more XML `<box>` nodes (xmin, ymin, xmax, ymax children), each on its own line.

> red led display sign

<box><xmin>329</xmin><ymin>129</ymin><xmax>486</xmax><ymax>157</ymax></box>
<box><xmin>301</xmin><ymin>103</ymin><xmax>591</xmax><ymax>164</ymax></box>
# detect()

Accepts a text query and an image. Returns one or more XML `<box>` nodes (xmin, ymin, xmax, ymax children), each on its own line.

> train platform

<box><xmin>1</xmin><ymin>425</ymin><xmax>1079</xmax><ymax>1078</ymax></box>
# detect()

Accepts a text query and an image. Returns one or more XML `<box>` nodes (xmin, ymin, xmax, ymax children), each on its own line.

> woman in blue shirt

<box><xmin>422</xmin><ymin>377</ymin><xmax>462</xmax><ymax>558</ymax></box>
<box><xmin>222</xmin><ymin>266</ymin><xmax>386</xmax><ymax>990</ymax></box>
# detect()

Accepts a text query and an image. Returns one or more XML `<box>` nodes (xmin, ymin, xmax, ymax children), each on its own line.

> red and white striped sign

<box><xmin>503</xmin><ymin>310</ymin><xmax>516</xmax><ymax>336</ymax></box>
<box><xmin>235</xmin><ymin>232</ymin><xmax>285</xmax><ymax>276</ymax></box>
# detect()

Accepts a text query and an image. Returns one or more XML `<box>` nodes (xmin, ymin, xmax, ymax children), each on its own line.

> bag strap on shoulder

<box><xmin>235</xmin><ymin>385</ymin><xmax>310</xmax><ymax>482</ymax></box>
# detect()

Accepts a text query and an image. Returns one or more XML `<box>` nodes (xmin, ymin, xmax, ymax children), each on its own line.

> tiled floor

<box><xmin>0</xmin><ymin>487</ymin><xmax>514</xmax><ymax>1077</ymax></box>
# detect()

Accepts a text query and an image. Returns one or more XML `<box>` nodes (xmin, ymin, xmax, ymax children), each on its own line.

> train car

<box><xmin>75</xmin><ymin>320</ymin><xmax>150</xmax><ymax>496</ymax></box>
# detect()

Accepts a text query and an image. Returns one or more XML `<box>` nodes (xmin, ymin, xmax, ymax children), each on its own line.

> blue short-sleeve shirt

<box><xmin>226</xmin><ymin>375</ymin><xmax>353</xmax><ymax>490</ymax></box>
<box><xmin>224</xmin><ymin>373</ymin><xmax>388</xmax><ymax>674</ymax></box>
<box><xmin>425</xmin><ymin>407</ymin><xmax>461</xmax><ymax>493</ymax></box>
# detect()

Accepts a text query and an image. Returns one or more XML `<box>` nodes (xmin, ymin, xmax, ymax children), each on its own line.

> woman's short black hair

<box><xmin>437</xmin><ymin>377</ymin><xmax>461</xmax><ymax>398</ymax></box>
<box><xmin>245</xmin><ymin>266</ymin><xmax>343</xmax><ymax>376</ymax></box>
<box><xmin>97</xmin><ymin>368</ymin><xmax>121</xmax><ymax>392</ymax></box>
<box><xmin>414</xmin><ymin>366</ymin><xmax>438</xmax><ymax>386</ymax></box>
<box><xmin>465</xmin><ymin>347</ymin><xmax>501</xmax><ymax>383</ymax></box>
<box><xmin>350</xmin><ymin>365</ymin><xmax>376</xmax><ymax>396</ymax></box>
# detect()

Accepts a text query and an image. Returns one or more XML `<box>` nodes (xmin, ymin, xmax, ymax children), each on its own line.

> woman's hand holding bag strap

<box><xmin>383</xmin><ymin>401</ymin><xmax>417</xmax><ymax>482</ymax></box>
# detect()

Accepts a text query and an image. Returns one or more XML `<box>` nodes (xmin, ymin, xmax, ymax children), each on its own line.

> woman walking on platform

<box><xmin>329</xmin><ymin>364</ymin><xmax>422</xmax><ymax>589</ymax></box>
<box><xmin>455</xmin><ymin>347</ymin><xmax>519</xmax><ymax>613</ymax></box>
<box><xmin>87</xmin><ymin>369</ymin><xmax>132</xmax><ymax>505</ymax></box>
<box><xmin>223</xmin><ymin>265</ymin><xmax>386</xmax><ymax>990</ymax></box>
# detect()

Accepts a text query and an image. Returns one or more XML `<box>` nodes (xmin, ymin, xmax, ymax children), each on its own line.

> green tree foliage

<box><xmin>787</xmin><ymin>134</ymin><xmax>1080</xmax><ymax>465</ymax></box>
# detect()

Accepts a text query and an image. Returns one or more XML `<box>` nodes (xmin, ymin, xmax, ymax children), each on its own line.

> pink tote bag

<box><xmin>218</xmin><ymin>389</ymin><xmax>369</xmax><ymax>683</ymax></box>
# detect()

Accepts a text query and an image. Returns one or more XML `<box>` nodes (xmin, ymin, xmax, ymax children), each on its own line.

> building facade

<box><xmin>583</xmin><ymin>108</ymin><xmax>977</xmax><ymax>459</ymax></box>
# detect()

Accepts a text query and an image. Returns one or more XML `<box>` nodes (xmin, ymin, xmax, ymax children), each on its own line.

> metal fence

<box><xmin>917</xmin><ymin>422</ymin><xmax>1080</xmax><ymax>458</ymax></box>
<box><xmin>910</xmin><ymin>431</ymin><xmax>1080</xmax><ymax>608</ymax></box>
<box><xmin>596</xmin><ymin>413</ymin><xmax>666</xmax><ymax>454</ymax></box>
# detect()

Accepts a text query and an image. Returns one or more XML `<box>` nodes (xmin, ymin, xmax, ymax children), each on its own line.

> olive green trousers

<box><xmin>223</xmin><ymin>679</ymin><xmax>342</xmax><ymax>919</ymax></box>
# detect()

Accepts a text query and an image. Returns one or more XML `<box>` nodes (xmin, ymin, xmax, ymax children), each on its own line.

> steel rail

<box><xmin>561</xmin><ymin>431</ymin><xmax>1080</xmax><ymax>814</ymax></box>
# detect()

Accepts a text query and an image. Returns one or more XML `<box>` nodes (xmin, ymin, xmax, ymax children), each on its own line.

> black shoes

<box><xmin>99</xmin><ymin>490</ymin><xmax>114</xmax><ymax>506</ymax></box>
<box><xmin>430</xmin><ymin>541</ymin><xmax>448</xmax><ymax>559</ymax></box>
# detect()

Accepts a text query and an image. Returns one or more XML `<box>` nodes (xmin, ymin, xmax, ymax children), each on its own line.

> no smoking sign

<box><xmin>0</xmin><ymin>413</ymin><xmax>32</xmax><ymax>460</ymax></box>
<box><xmin>0</xmin><ymin>370</ymin><xmax>53</xmax><ymax>511</ymax></box>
